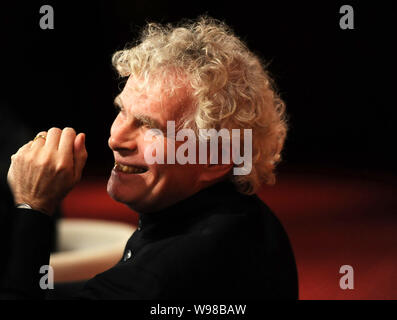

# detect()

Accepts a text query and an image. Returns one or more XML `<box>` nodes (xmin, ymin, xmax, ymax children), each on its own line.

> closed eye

<box><xmin>113</xmin><ymin>95</ymin><xmax>165</xmax><ymax>133</ymax></box>
<box><xmin>134</xmin><ymin>115</ymin><xmax>164</xmax><ymax>133</ymax></box>
<box><xmin>133</xmin><ymin>118</ymin><xmax>150</xmax><ymax>128</ymax></box>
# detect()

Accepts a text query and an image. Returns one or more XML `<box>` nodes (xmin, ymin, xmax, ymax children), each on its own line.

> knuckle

<box><xmin>25</xmin><ymin>153</ymin><xmax>34</xmax><ymax>162</ymax></box>
<box><xmin>17</xmin><ymin>146</ymin><xmax>24</xmax><ymax>154</ymax></box>
<box><xmin>36</xmin><ymin>150</ymin><xmax>53</xmax><ymax>164</ymax></box>
<box><xmin>14</xmin><ymin>150</ymin><xmax>27</xmax><ymax>162</ymax></box>
<box><xmin>10</xmin><ymin>153</ymin><xmax>19</xmax><ymax>162</ymax></box>
<box><xmin>55</xmin><ymin>161</ymin><xmax>72</xmax><ymax>174</ymax></box>
<box><xmin>23</xmin><ymin>141</ymin><xmax>32</xmax><ymax>149</ymax></box>
<box><xmin>55</xmin><ymin>162</ymin><xmax>66</xmax><ymax>172</ymax></box>
<box><xmin>36</xmin><ymin>155</ymin><xmax>51</xmax><ymax>167</ymax></box>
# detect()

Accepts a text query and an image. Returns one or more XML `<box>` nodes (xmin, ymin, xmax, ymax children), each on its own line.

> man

<box><xmin>1</xmin><ymin>17</ymin><xmax>298</xmax><ymax>299</ymax></box>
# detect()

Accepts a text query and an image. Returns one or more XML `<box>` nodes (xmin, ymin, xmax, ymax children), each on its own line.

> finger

<box><xmin>45</xmin><ymin>127</ymin><xmax>62</xmax><ymax>150</ymax></box>
<box><xmin>73</xmin><ymin>133</ymin><xmax>88</xmax><ymax>180</ymax></box>
<box><xmin>11</xmin><ymin>141</ymin><xmax>32</xmax><ymax>161</ymax></box>
<box><xmin>17</xmin><ymin>140</ymin><xmax>34</xmax><ymax>154</ymax></box>
<box><xmin>31</xmin><ymin>131</ymin><xmax>47</xmax><ymax>150</ymax></box>
<box><xmin>58</xmin><ymin>127</ymin><xmax>76</xmax><ymax>161</ymax></box>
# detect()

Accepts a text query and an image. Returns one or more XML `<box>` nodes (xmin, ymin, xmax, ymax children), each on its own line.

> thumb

<box><xmin>74</xmin><ymin>133</ymin><xmax>88</xmax><ymax>181</ymax></box>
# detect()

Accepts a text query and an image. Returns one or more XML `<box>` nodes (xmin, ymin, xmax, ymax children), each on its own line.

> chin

<box><xmin>108</xmin><ymin>180</ymin><xmax>155</xmax><ymax>214</ymax></box>
<box><xmin>107</xmin><ymin>178</ymin><xmax>135</xmax><ymax>204</ymax></box>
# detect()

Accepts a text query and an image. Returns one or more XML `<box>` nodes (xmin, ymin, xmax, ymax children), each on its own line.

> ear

<box><xmin>197</xmin><ymin>163</ymin><xmax>233</xmax><ymax>184</ymax></box>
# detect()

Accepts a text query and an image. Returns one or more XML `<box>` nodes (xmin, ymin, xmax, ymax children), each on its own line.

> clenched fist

<box><xmin>7</xmin><ymin>127</ymin><xmax>88</xmax><ymax>215</ymax></box>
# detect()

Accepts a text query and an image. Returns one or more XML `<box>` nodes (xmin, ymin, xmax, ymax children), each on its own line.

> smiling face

<box><xmin>107</xmin><ymin>75</ymin><xmax>205</xmax><ymax>213</ymax></box>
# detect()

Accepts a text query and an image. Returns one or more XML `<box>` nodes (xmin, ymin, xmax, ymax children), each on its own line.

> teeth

<box><xmin>114</xmin><ymin>162</ymin><xmax>147</xmax><ymax>174</ymax></box>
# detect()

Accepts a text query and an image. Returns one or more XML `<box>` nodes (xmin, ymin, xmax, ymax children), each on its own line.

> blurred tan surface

<box><xmin>50</xmin><ymin>219</ymin><xmax>135</xmax><ymax>283</ymax></box>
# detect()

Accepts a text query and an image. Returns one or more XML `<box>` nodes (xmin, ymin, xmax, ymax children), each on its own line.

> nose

<box><xmin>108</xmin><ymin>116</ymin><xmax>138</xmax><ymax>153</ymax></box>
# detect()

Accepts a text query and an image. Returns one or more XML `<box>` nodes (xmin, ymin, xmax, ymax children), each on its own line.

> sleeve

<box><xmin>0</xmin><ymin>208</ymin><xmax>53</xmax><ymax>299</ymax></box>
<box><xmin>70</xmin><ymin>259</ymin><xmax>164</xmax><ymax>299</ymax></box>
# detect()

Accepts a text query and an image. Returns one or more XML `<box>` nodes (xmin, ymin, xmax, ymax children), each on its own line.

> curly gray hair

<box><xmin>112</xmin><ymin>16</ymin><xmax>288</xmax><ymax>194</ymax></box>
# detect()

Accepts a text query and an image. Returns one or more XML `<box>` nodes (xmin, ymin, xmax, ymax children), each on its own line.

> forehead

<box><xmin>119</xmin><ymin>75</ymin><xmax>193</xmax><ymax>122</ymax></box>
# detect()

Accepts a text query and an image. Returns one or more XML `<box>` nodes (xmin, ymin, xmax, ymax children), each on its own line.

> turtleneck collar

<box><xmin>136</xmin><ymin>180</ymin><xmax>239</xmax><ymax>236</ymax></box>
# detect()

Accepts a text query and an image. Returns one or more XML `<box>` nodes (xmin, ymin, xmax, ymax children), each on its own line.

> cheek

<box><xmin>141</xmin><ymin>135</ymin><xmax>197</xmax><ymax>176</ymax></box>
<box><xmin>142</xmin><ymin>133</ymin><xmax>168</xmax><ymax>164</ymax></box>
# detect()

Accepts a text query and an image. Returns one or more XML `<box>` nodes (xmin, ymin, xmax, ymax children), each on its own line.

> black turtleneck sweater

<box><xmin>1</xmin><ymin>181</ymin><xmax>298</xmax><ymax>300</ymax></box>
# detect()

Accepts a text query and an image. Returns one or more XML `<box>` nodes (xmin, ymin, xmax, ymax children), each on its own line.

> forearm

<box><xmin>0</xmin><ymin>208</ymin><xmax>52</xmax><ymax>299</ymax></box>
<box><xmin>2</xmin><ymin>127</ymin><xmax>86</xmax><ymax>299</ymax></box>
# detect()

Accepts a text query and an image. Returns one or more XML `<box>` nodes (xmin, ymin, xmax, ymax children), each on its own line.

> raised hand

<box><xmin>7</xmin><ymin>127</ymin><xmax>88</xmax><ymax>215</ymax></box>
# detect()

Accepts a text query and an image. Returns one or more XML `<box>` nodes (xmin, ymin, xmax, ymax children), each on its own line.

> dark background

<box><xmin>0</xmin><ymin>0</ymin><xmax>396</xmax><ymax>179</ymax></box>
<box><xmin>1</xmin><ymin>0</ymin><xmax>396</xmax><ymax>300</ymax></box>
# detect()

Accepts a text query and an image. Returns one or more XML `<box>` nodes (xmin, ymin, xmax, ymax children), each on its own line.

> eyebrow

<box><xmin>135</xmin><ymin>114</ymin><xmax>165</xmax><ymax>131</ymax></box>
<box><xmin>113</xmin><ymin>96</ymin><xmax>165</xmax><ymax>131</ymax></box>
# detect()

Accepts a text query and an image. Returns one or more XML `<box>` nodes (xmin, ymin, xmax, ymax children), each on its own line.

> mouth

<box><xmin>113</xmin><ymin>162</ymin><xmax>149</xmax><ymax>174</ymax></box>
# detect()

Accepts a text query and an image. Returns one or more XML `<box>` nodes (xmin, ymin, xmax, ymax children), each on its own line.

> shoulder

<box><xmin>140</xmin><ymin>193</ymin><xmax>283</xmax><ymax>269</ymax></box>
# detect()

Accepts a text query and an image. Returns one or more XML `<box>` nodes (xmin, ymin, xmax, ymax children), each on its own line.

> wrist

<box><xmin>15</xmin><ymin>200</ymin><xmax>55</xmax><ymax>216</ymax></box>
